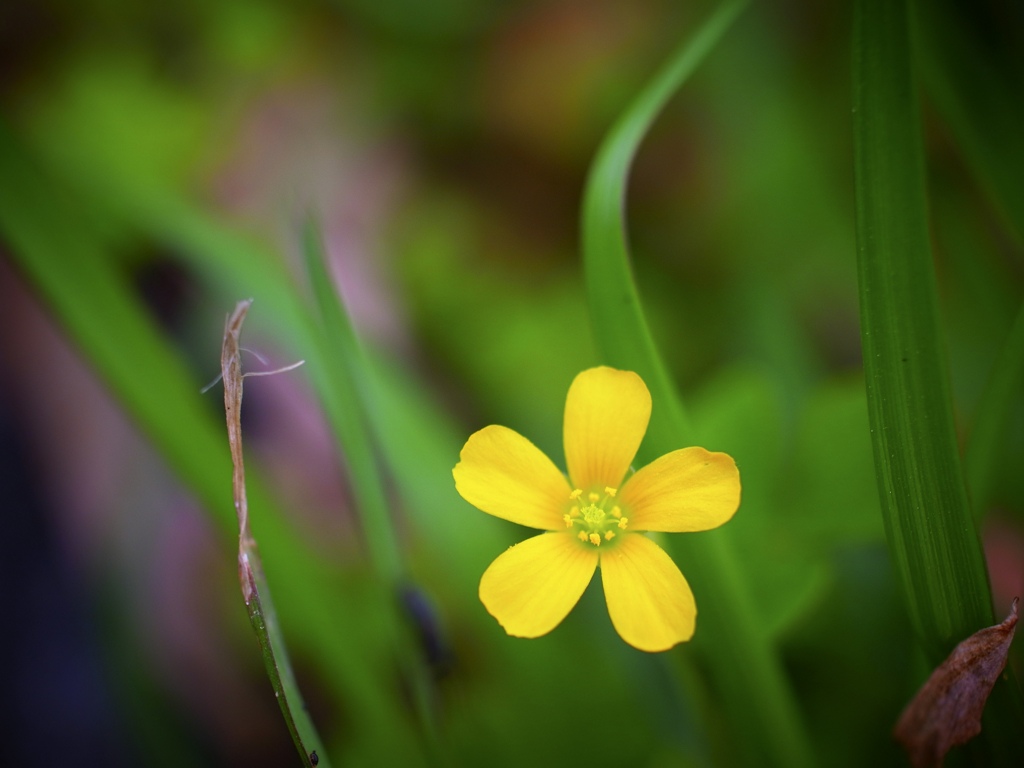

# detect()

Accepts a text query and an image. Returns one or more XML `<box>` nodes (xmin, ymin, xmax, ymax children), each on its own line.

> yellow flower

<box><xmin>452</xmin><ymin>366</ymin><xmax>740</xmax><ymax>652</ymax></box>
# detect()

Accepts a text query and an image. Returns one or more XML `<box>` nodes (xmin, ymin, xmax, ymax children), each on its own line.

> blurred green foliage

<box><xmin>0</xmin><ymin>0</ymin><xmax>1022</xmax><ymax>766</ymax></box>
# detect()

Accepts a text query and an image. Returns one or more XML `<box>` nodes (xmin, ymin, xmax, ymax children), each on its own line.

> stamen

<box><xmin>604</xmin><ymin>531</ymin><xmax>615</xmax><ymax>541</ymax></box>
<box><xmin>563</xmin><ymin>514</ymin><xmax>573</xmax><ymax>528</ymax></box>
<box><xmin>578</xmin><ymin>530</ymin><xmax>589</xmax><ymax>542</ymax></box>
<box><xmin>604</xmin><ymin>487</ymin><xmax>617</xmax><ymax>497</ymax></box>
<box><xmin>569</xmin><ymin>489</ymin><xmax>583</xmax><ymax>500</ymax></box>
<box><xmin>569</xmin><ymin>506</ymin><xmax>580</xmax><ymax>518</ymax></box>
<box><xmin>611</xmin><ymin>506</ymin><xmax>621</xmax><ymax>518</ymax></box>
<box><xmin>588</xmin><ymin>492</ymin><xmax>600</xmax><ymax>502</ymax></box>
<box><xmin>589</xmin><ymin>533</ymin><xmax>601</xmax><ymax>546</ymax></box>
<box><xmin>617</xmin><ymin>518</ymin><xmax>628</xmax><ymax>529</ymax></box>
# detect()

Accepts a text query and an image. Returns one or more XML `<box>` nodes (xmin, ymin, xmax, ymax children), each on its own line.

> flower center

<box><xmin>581</xmin><ymin>504</ymin><xmax>605</xmax><ymax>524</ymax></box>
<box><xmin>563</xmin><ymin>487</ymin><xmax>629</xmax><ymax>547</ymax></box>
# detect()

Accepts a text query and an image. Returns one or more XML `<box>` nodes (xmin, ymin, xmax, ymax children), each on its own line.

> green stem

<box><xmin>301</xmin><ymin>224</ymin><xmax>404</xmax><ymax>585</ymax></box>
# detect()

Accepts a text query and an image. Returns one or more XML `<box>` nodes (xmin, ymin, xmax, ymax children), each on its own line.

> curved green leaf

<box><xmin>581</xmin><ymin>2</ymin><xmax>816</xmax><ymax>766</ymax></box>
<box><xmin>301</xmin><ymin>224</ymin><xmax>441</xmax><ymax>760</ymax></box>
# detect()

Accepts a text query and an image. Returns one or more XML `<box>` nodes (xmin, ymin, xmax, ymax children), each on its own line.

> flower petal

<box><xmin>564</xmin><ymin>367</ymin><xmax>651</xmax><ymax>491</ymax></box>
<box><xmin>619</xmin><ymin>447</ymin><xmax>740</xmax><ymax>532</ymax></box>
<box><xmin>479</xmin><ymin>532</ymin><xmax>598</xmax><ymax>638</ymax></box>
<box><xmin>454</xmin><ymin>425</ymin><xmax>570</xmax><ymax>530</ymax></box>
<box><xmin>600</xmin><ymin>534</ymin><xmax>696</xmax><ymax>651</ymax></box>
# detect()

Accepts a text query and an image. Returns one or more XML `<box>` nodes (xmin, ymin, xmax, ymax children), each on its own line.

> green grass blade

<box><xmin>853</xmin><ymin>0</ymin><xmax>1024</xmax><ymax>758</ymax></box>
<box><xmin>852</xmin><ymin>0</ymin><xmax>992</xmax><ymax>657</ymax></box>
<box><xmin>242</xmin><ymin>545</ymin><xmax>330</xmax><ymax>768</ymax></box>
<box><xmin>301</xmin><ymin>223</ymin><xmax>403</xmax><ymax>585</ymax></box>
<box><xmin>583</xmin><ymin>0</ymin><xmax>749</xmax><ymax>450</ymax></box>
<box><xmin>0</xmin><ymin>122</ymin><xmax>423</xmax><ymax>766</ymax></box>
<box><xmin>581</xmin><ymin>2</ymin><xmax>816</xmax><ymax>766</ymax></box>
<box><xmin>300</xmin><ymin>224</ymin><xmax>441</xmax><ymax>758</ymax></box>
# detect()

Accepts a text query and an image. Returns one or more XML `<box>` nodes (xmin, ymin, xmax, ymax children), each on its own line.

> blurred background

<box><xmin>0</xmin><ymin>0</ymin><xmax>1021</xmax><ymax>766</ymax></box>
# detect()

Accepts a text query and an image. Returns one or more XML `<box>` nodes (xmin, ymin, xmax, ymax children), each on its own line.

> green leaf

<box><xmin>300</xmin><ymin>224</ymin><xmax>442</xmax><ymax>759</ymax></box>
<box><xmin>301</xmin><ymin>223</ymin><xmax>404</xmax><ymax>585</ymax></box>
<box><xmin>581</xmin><ymin>2</ymin><xmax>816</xmax><ymax>766</ymax></box>
<box><xmin>852</xmin><ymin>0</ymin><xmax>1024</xmax><ymax>757</ymax></box>
<box><xmin>852</xmin><ymin>0</ymin><xmax>991</xmax><ymax>660</ymax></box>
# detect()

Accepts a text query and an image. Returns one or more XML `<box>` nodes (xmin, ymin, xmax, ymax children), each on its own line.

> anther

<box><xmin>605</xmin><ymin>531</ymin><xmax>615</xmax><ymax>541</ymax></box>
<box><xmin>588</xmin><ymin>492</ymin><xmax>600</xmax><ymax>502</ymax></box>
<box><xmin>604</xmin><ymin>487</ymin><xmax>617</xmax><ymax>497</ymax></box>
<box><xmin>578</xmin><ymin>530</ymin><xmax>589</xmax><ymax>542</ymax></box>
<box><xmin>611</xmin><ymin>506</ymin><xmax>621</xmax><ymax>518</ymax></box>
<box><xmin>569</xmin><ymin>489</ymin><xmax>583</xmax><ymax>500</ymax></box>
<box><xmin>569</xmin><ymin>506</ymin><xmax>580</xmax><ymax>518</ymax></box>
<box><xmin>563</xmin><ymin>514</ymin><xmax>573</xmax><ymax>528</ymax></box>
<box><xmin>618</xmin><ymin>518</ymin><xmax>629</xmax><ymax>529</ymax></box>
<box><xmin>589</xmin><ymin>533</ymin><xmax>601</xmax><ymax>546</ymax></box>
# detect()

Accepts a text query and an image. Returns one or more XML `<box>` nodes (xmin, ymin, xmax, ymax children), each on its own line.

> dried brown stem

<box><xmin>219</xmin><ymin>298</ymin><xmax>330</xmax><ymax>768</ymax></box>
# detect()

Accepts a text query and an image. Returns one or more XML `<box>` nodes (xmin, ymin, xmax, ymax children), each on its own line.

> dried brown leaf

<box><xmin>894</xmin><ymin>599</ymin><xmax>1019</xmax><ymax>768</ymax></box>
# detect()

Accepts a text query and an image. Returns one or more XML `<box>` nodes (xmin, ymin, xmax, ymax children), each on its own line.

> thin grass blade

<box><xmin>300</xmin><ymin>223</ymin><xmax>403</xmax><ymax>584</ymax></box>
<box><xmin>582</xmin><ymin>0</ymin><xmax>751</xmax><ymax>450</ymax></box>
<box><xmin>300</xmin><ymin>223</ymin><xmax>441</xmax><ymax>758</ymax></box>
<box><xmin>581</xmin><ymin>2</ymin><xmax>815</xmax><ymax>766</ymax></box>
